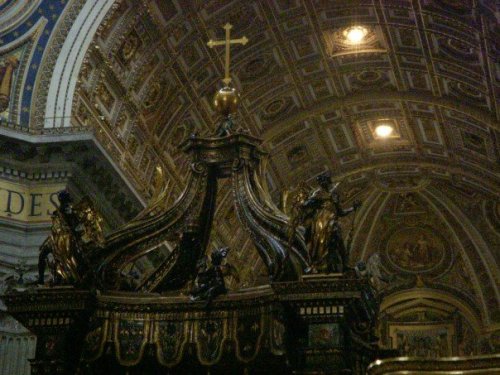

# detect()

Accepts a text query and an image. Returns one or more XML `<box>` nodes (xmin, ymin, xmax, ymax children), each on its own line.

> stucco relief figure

<box><xmin>119</xmin><ymin>31</ymin><xmax>140</xmax><ymax>64</ymax></box>
<box><xmin>38</xmin><ymin>191</ymin><xmax>105</xmax><ymax>286</ymax></box>
<box><xmin>144</xmin><ymin>81</ymin><xmax>162</xmax><ymax>109</ymax></box>
<box><xmin>355</xmin><ymin>253</ymin><xmax>390</xmax><ymax>292</ymax></box>
<box><xmin>0</xmin><ymin>56</ymin><xmax>19</xmax><ymax>112</ymax></box>
<box><xmin>354</xmin><ymin>254</ymin><xmax>388</xmax><ymax>330</ymax></box>
<box><xmin>291</xmin><ymin>172</ymin><xmax>361</xmax><ymax>273</ymax></box>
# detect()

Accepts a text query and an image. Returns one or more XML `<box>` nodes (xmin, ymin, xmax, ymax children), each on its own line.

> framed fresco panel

<box><xmin>388</xmin><ymin>323</ymin><xmax>455</xmax><ymax>358</ymax></box>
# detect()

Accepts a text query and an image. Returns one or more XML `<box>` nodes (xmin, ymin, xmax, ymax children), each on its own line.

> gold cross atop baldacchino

<box><xmin>207</xmin><ymin>23</ymin><xmax>248</xmax><ymax>85</ymax></box>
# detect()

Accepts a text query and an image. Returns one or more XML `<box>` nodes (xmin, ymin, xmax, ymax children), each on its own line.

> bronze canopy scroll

<box><xmin>93</xmin><ymin>131</ymin><xmax>311</xmax><ymax>292</ymax></box>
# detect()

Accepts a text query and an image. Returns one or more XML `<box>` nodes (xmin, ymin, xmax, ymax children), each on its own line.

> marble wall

<box><xmin>0</xmin><ymin>177</ymin><xmax>57</xmax><ymax>374</ymax></box>
<box><xmin>0</xmin><ymin>315</ymin><xmax>36</xmax><ymax>375</ymax></box>
<box><xmin>0</xmin><ymin>219</ymin><xmax>46</xmax><ymax>375</ymax></box>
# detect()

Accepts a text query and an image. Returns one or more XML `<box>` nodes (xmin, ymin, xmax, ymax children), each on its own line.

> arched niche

<box><xmin>379</xmin><ymin>289</ymin><xmax>485</xmax><ymax>357</ymax></box>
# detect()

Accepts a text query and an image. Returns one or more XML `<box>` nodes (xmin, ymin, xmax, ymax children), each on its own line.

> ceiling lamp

<box><xmin>344</xmin><ymin>26</ymin><xmax>368</xmax><ymax>44</ymax></box>
<box><xmin>374</xmin><ymin>123</ymin><xmax>394</xmax><ymax>138</ymax></box>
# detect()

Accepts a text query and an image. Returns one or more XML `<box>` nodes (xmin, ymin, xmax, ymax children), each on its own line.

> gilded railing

<box><xmin>367</xmin><ymin>354</ymin><xmax>500</xmax><ymax>374</ymax></box>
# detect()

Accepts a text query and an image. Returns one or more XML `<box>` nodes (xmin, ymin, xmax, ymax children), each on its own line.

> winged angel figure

<box><xmin>282</xmin><ymin>173</ymin><xmax>361</xmax><ymax>273</ymax></box>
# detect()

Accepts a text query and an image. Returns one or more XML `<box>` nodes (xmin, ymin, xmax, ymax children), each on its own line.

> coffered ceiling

<box><xmin>44</xmin><ymin>0</ymin><xmax>500</xmax><ymax>341</ymax></box>
<box><xmin>73</xmin><ymin>0</ymin><xmax>499</xmax><ymax>197</ymax></box>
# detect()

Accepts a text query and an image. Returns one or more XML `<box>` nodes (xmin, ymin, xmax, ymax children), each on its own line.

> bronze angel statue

<box><xmin>284</xmin><ymin>172</ymin><xmax>361</xmax><ymax>273</ymax></box>
<box><xmin>190</xmin><ymin>246</ymin><xmax>239</xmax><ymax>305</ymax></box>
<box><xmin>38</xmin><ymin>191</ymin><xmax>105</xmax><ymax>286</ymax></box>
<box><xmin>281</xmin><ymin>181</ymin><xmax>310</xmax><ymax>248</ymax></box>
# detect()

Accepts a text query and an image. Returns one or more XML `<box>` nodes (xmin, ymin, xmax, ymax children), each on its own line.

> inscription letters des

<box><xmin>0</xmin><ymin>183</ymin><xmax>64</xmax><ymax>222</ymax></box>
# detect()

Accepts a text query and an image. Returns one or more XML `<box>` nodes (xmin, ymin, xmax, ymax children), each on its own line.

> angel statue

<box><xmin>38</xmin><ymin>191</ymin><xmax>105</xmax><ymax>286</ymax></box>
<box><xmin>355</xmin><ymin>253</ymin><xmax>391</xmax><ymax>339</ymax></box>
<box><xmin>287</xmin><ymin>172</ymin><xmax>361</xmax><ymax>273</ymax></box>
<box><xmin>281</xmin><ymin>182</ymin><xmax>310</xmax><ymax>247</ymax></box>
<box><xmin>75</xmin><ymin>197</ymin><xmax>106</xmax><ymax>247</ymax></box>
<box><xmin>190</xmin><ymin>247</ymin><xmax>239</xmax><ymax>306</ymax></box>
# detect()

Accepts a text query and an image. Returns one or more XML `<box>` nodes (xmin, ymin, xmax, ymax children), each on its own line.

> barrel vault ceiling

<box><xmin>70</xmin><ymin>0</ymin><xmax>498</xmax><ymax>191</ymax></box>
<box><xmin>3</xmin><ymin>0</ymin><xmax>498</xmax><ymax>348</ymax></box>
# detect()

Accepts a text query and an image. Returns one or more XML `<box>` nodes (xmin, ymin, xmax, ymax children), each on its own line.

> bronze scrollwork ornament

<box><xmin>35</xmin><ymin>22</ymin><xmax>360</xmax><ymax>294</ymax></box>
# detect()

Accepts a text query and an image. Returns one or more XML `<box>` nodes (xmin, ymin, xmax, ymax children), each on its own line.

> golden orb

<box><xmin>213</xmin><ymin>86</ymin><xmax>240</xmax><ymax>116</ymax></box>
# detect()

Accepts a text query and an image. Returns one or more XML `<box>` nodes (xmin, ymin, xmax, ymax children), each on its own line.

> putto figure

<box><xmin>38</xmin><ymin>191</ymin><xmax>105</xmax><ymax>286</ymax></box>
<box><xmin>290</xmin><ymin>172</ymin><xmax>361</xmax><ymax>273</ymax></box>
<box><xmin>190</xmin><ymin>247</ymin><xmax>239</xmax><ymax>305</ymax></box>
